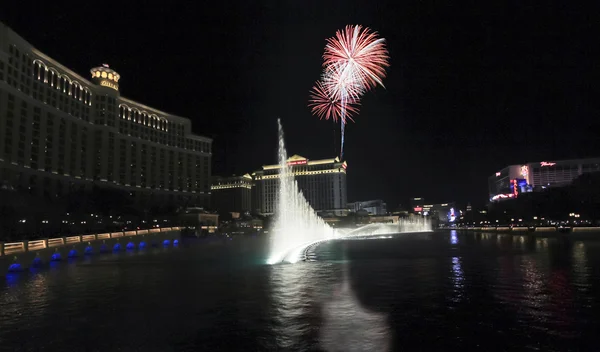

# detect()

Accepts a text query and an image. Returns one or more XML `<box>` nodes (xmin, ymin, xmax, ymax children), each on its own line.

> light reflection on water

<box><xmin>2</xmin><ymin>232</ymin><xmax>600</xmax><ymax>350</ymax></box>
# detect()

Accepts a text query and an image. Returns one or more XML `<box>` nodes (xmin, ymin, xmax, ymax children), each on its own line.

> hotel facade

<box><xmin>253</xmin><ymin>155</ymin><xmax>347</xmax><ymax>216</ymax></box>
<box><xmin>488</xmin><ymin>157</ymin><xmax>600</xmax><ymax>202</ymax></box>
<box><xmin>0</xmin><ymin>22</ymin><xmax>212</xmax><ymax>207</ymax></box>
<box><xmin>210</xmin><ymin>174</ymin><xmax>253</xmax><ymax>215</ymax></box>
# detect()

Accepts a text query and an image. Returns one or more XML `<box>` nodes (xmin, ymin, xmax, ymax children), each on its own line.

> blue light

<box><xmin>32</xmin><ymin>257</ymin><xmax>43</xmax><ymax>267</ymax></box>
<box><xmin>68</xmin><ymin>249</ymin><xmax>78</xmax><ymax>258</ymax></box>
<box><xmin>85</xmin><ymin>246</ymin><xmax>93</xmax><ymax>254</ymax></box>
<box><xmin>450</xmin><ymin>230</ymin><xmax>459</xmax><ymax>245</ymax></box>
<box><xmin>126</xmin><ymin>242</ymin><xmax>135</xmax><ymax>250</ymax></box>
<box><xmin>139</xmin><ymin>241</ymin><xmax>147</xmax><ymax>249</ymax></box>
<box><xmin>100</xmin><ymin>244</ymin><xmax>108</xmax><ymax>253</ymax></box>
<box><xmin>173</xmin><ymin>239</ymin><xmax>179</xmax><ymax>246</ymax></box>
<box><xmin>8</xmin><ymin>263</ymin><xmax>23</xmax><ymax>272</ymax></box>
<box><xmin>51</xmin><ymin>253</ymin><xmax>62</xmax><ymax>261</ymax></box>
<box><xmin>5</xmin><ymin>273</ymin><xmax>20</xmax><ymax>287</ymax></box>
<box><xmin>113</xmin><ymin>243</ymin><xmax>121</xmax><ymax>251</ymax></box>
<box><xmin>163</xmin><ymin>239</ymin><xmax>170</xmax><ymax>246</ymax></box>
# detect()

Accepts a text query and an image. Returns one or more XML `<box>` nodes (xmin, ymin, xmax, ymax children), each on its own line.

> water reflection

<box><xmin>269</xmin><ymin>250</ymin><xmax>391</xmax><ymax>351</ymax></box>
<box><xmin>450</xmin><ymin>257</ymin><xmax>464</xmax><ymax>304</ymax></box>
<box><xmin>450</xmin><ymin>230</ymin><xmax>458</xmax><ymax>245</ymax></box>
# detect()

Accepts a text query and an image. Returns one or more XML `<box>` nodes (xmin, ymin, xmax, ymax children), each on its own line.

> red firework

<box><xmin>308</xmin><ymin>81</ymin><xmax>359</xmax><ymax>123</ymax></box>
<box><xmin>323</xmin><ymin>25</ymin><xmax>390</xmax><ymax>91</ymax></box>
<box><xmin>320</xmin><ymin>62</ymin><xmax>365</xmax><ymax>103</ymax></box>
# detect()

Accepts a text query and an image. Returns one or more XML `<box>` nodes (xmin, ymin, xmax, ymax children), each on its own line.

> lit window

<box><xmin>108</xmin><ymin>73</ymin><xmax>113</xmax><ymax>80</ymax></box>
<box><xmin>101</xmin><ymin>72</ymin><xmax>107</xmax><ymax>78</ymax></box>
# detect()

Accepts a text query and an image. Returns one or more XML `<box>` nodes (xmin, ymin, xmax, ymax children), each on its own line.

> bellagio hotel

<box><xmin>0</xmin><ymin>21</ymin><xmax>212</xmax><ymax>207</ymax></box>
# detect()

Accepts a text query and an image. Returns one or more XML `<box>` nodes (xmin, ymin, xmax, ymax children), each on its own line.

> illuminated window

<box><xmin>101</xmin><ymin>72</ymin><xmax>107</xmax><ymax>78</ymax></box>
<box><xmin>108</xmin><ymin>73</ymin><xmax>113</xmax><ymax>80</ymax></box>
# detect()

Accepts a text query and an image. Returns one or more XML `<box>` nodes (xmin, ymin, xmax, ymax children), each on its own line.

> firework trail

<box><xmin>309</xmin><ymin>25</ymin><xmax>389</xmax><ymax>159</ymax></box>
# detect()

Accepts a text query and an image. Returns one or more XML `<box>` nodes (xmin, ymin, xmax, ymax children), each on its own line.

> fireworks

<box><xmin>309</xmin><ymin>25</ymin><xmax>389</xmax><ymax>158</ymax></box>
<box><xmin>309</xmin><ymin>81</ymin><xmax>359</xmax><ymax>123</ymax></box>
<box><xmin>324</xmin><ymin>25</ymin><xmax>390</xmax><ymax>91</ymax></box>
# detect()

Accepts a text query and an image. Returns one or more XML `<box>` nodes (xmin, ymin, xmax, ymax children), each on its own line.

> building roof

<box><xmin>262</xmin><ymin>155</ymin><xmax>345</xmax><ymax>170</ymax></box>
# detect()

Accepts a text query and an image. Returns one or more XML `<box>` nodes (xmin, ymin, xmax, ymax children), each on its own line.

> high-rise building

<box><xmin>409</xmin><ymin>197</ymin><xmax>425</xmax><ymax>213</ymax></box>
<box><xmin>489</xmin><ymin>157</ymin><xmax>600</xmax><ymax>202</ymax></box>
<box><xmin>210</xmin><ymin>174</ymin><xmax>253</xmax><ymax>215</ymax></box>
<box><xmin>0</xmin><ymin>22</ymin><xmax>212</xmax><ymax>207</ymax></box>
<box><xmin>253</xmin><ymin>154</ymin><xmax>347</xmax><ymax>216</ymax></box>
<box><xmin>348</xmin><ymin>199</ymin><xmax>387</xmax><ymax>215</ymax></box>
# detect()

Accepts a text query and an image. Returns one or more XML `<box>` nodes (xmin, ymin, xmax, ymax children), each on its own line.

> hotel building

<box><xmin>488</xmin><ymin>157</ymin><xmax>600</xmax><ymax>202</ymax></box>
<box><xmin>253</xmin><ymin>155</ymin><xmax>347</xmax><ymax>216</ymax></box>
<box><xmin>211</xmin><ymin>174</ymin><xmax>253</xmax><ymax>215</ymax></box>
<box><xmin>0</xmin><ymin>22</ymin><xmax>212</xmax><ymax>207</ymax></box>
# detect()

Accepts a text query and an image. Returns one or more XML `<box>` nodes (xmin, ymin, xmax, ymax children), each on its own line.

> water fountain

<box><xmin>267</xmin><ymin>120</ymin><xmax>335</xmax><ymax>264</ymax></box>
<box><xmin>268</xmin><ymin>120</ymin><xmax>432</xmax><ymax>264</ymax></box>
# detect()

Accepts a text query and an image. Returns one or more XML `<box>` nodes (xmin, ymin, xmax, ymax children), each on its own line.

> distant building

<box><xmin>348</xmin><ymin>199</ymin><xmax>387</xmax><ymax>215</ymax></box>
<box><xmin>489</xmin><ymin>158</ymin><xmax>600</xmax><ymax>202</ymax></box>
<box><xmin>416</xmin><ymin>202</ymin><xmax>456</xmax><ymax>224</ymax></box>
<box><xmin>0</xmin><ymin>21</ymin><xmax>212</xmax><ymax>208</ymax></box>
<box><xmin>211</xmin><ymin>174</ymin><xmax>253</xmax><ymax>215</ymax></box>
<box><xmin>409</xmin><ymin>197</ymin><xmax>425</xmax><ymax>213</ymax></box>
<box><xmin>253</xmin><ymin>154</ymin><xmax>347</xmax><ymax>216</ymax></box>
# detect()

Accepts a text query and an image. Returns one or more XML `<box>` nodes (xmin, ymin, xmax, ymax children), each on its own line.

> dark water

<box><xmin>2</xmin><ymin>231</ymin><xmax>600</xmax><ymax>351</ymax></box>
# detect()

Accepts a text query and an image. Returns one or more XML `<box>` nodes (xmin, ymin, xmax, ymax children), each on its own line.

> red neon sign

<box><xmin>511</xmin><ymin>179</ymin><xmax>518</xmax><ymax>198</ymax></box>
<box><xmin>540</xmin><ymin>161</ymin><xmax>556</xmax><ymax>167</ymax></box>
<box><xmin>342</xmin><ymin>163</ymin><xmax>347</xmax><ymax>169</ymax></box>
<box><xmin>287</xmin><ymin>160</ymin><xmax>307</xmax><ymax>166</ymax></box>
<box><xmin>414</xmin><ymin>207</ymin><xmax>423</xmax><ymax>212</ymax></box>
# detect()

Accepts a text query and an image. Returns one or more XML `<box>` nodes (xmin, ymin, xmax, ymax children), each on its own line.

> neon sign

<box><xmin>491</xmin><ymin>193</ymin><xmax>515</xmax><ymax>201</ymax></box>
<box><xmin>100</xmin><ymin>80</ymin><xmax>118</xmax><ymax>90</ymax></box>
<box><xmin>511</xmin><ymin>179</ymin><xmax>518</xmax><ymax>198</ymax></box>
<box><xmin>414</xmin><ymin>207</ymin><xmax>423</xmax><ymax>212</ymax></box>
<box><xmin>540</xmin><ymin>161</ymin><xmax>556</xmax><ymax>167</ymax></box>
<box><xmin>496</xmin><ymin>172</ymin><xmax>501</xmax><ymax>177</ymax></box>
<box><xmin>341</xmin><ymin>163</ymin><xmax>347</xmax><ymax>169</ymax></box>
<box><xmin>287</xmin><ymin>160</ymin><xmax>307</xmax><ymax>166</ymax></box>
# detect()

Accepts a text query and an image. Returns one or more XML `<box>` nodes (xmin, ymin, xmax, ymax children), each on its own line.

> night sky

<box><xmin>2</xmin><ymin>2</ymin><xmax>597</xmax><ymax>209</ymax></box>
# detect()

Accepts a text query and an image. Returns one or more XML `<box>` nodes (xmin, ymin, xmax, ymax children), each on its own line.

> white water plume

<box><xmin>267</xmin><ymin>119</ymin><xmax>432</xmax><ymax>264</ymax></box>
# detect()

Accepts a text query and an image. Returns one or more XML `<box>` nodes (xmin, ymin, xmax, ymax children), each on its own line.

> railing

<box><xmin>0</xmin><ymin>227</ymin><xmax>182</xmax><ymax>256</ymax></box>
<box><xmin>82</xmin><ymin>235</ymin><xmax>96</xmax><ymax>242</ymax></box>
<box><xmin>460</xmin><ymin>226</ymin><xmax>599</xmax><ymax>233</ymax></box>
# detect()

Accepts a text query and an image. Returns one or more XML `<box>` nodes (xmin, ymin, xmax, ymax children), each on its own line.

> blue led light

<box><xmin>163</xmin><ymin>239</ymin><xmax>170</xmax><ymax>246</ymax></box>
<box><xmin>85</xmin><ymin>246</ymin><xmax>93</xmax><ymax>254</ymax></box>
<box><xmin>68</xmin><ymin>249</ymin><xmax>78</xmax><ymax>258</ymax></box>
<box><xmin>51</xmin><ymin>253</ymin><xmax>62</xmax><ymax>261</ymax></box>
<box><xmin>8</xmin><ymin>263</ymin><xmax>23</xmax><ymax>272</ymax></box>
<box><xmin>126</xmin><ymin>242</ymin><xmax>135</xmax><ymax>250</ymax></box>
<box><xmin>113</xmin><ymin>243</ymin><xmax>121</xmax><ymax>251</ymax></box>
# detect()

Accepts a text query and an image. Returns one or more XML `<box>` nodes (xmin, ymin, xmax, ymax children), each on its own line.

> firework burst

<box><xmin>324</xmin><ymin>25</ymin><xmax>389</xmax><ymax>91</ymax></box>
<box><xmin>309</xmin><ymin>81</ymin><xmax>359</xmax><ymax>123</ymax></box>
<box><xmin>309</xmin><ymin>24</ymin><xmax>389</xmax><ymax>159</ymax></box>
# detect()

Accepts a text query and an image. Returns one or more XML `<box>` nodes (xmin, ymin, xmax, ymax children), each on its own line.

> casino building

<box><xmin>253</xmin><ymin>155</ymin><xmax>347</xmax><ymax>216</ymax></box>
<box><xmin>211</xmin><ymin>174</ymin><xmax>253</xmax><ymax>215</ymax></box>
<box><xmin>488</xmin><ymin>157</ymin><xmax>600</xmax><ymax>202</ymax></box>
<box><xmin>0</xmin><ymin>22</ymin><xmax>212</xmax><ymax>207</ymax></box>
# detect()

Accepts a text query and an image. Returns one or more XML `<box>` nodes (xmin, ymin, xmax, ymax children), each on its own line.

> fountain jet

<box><xmin>267</xmin><ymin>119</ymin><xmax>432</xmax><ymax>264</ymax></box>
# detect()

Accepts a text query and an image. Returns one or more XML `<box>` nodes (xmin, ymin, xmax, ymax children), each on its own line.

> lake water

<box><xmin>1</xmin><ymin>231</ymin><xmax>600</xmax><ymax>351</ymax></box>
